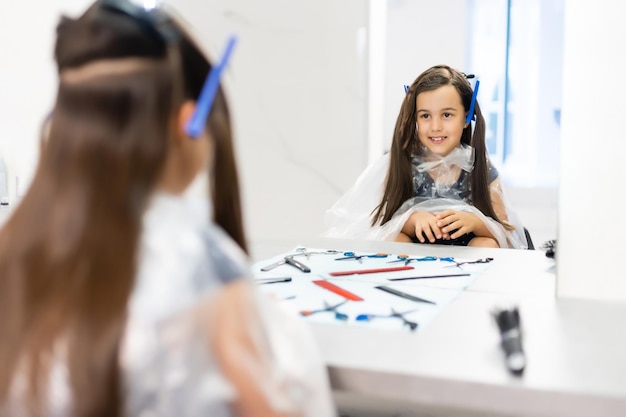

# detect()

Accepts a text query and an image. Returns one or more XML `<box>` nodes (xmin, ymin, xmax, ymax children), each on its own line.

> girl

<box><xmin>325</xmin><ymin>65</ymin><xmax>527</xmax><ymax>249</ymax></box>
<box><xmin>0</xmin><ymin>1</ymin><xmax>335</xmax><ymax>416</ymax></box>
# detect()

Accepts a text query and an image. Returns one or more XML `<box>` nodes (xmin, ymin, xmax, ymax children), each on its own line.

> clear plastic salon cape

<box><xmin>323</xmin><ymin>146</ymin><xmax>527</xmax><ymax>249</ymax></box>
<box><xmin>123</xmin><ymin>193</ymin><xmax>337</xmax><ymax>417</ymax></box>
<box><xmin>6</xmin><ymin>192</ymin><xmax>336</xmax><ymax>417</ymax></box>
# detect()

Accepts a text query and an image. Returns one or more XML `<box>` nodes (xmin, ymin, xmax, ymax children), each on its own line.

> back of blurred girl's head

<box><xmin>0</xmin><ymin>1</ymin><xmax>245</xmax><ymax>416</ymax></box>
<box><xmin>51</xmin><ymin>1</ymin><xmax>247</xmax><ymax>250</ymax></box>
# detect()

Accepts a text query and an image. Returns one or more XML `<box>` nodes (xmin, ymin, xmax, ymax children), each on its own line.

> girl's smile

<box><xmin>415</xmin><ymin>84</ymin><xmax>467</xmax><ymax>157</ymax></box>
<box><xmin>429</xmin><ymin>136</ymin><xmax>446</xmax><ymax>143</ymax></box>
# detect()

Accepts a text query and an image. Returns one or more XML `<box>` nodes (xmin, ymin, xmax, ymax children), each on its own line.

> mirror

<box><xmin>184</xmin><ymin>0</ymin><xmax>560</xmax><ymax>256</ymax></box>
<box><xmin>380</xmin><ymin>0</ymin><xmax>560</xmax><ymax>250</ymax></box>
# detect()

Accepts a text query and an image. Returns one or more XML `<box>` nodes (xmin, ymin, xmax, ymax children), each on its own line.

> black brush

<box><xmin>492</xmin><ymin>306</ymin><xmax>525</xmax><ymax>376</ymax></box>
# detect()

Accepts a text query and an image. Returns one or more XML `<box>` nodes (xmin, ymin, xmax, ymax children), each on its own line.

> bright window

<box><xmin>466</xmin><ymin>0</ymin><xmax>563</xmax><ymax>188</ymax></box>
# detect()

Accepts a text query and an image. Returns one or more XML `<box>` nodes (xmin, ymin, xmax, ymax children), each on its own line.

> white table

<box><xmin>251</xmin><ymin>237</ymin><xmax>626</xmax><ymax>417</ymax></box>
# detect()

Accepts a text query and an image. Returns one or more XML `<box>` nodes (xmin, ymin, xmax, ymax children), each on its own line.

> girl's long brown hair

<box><xmin>372</xmin><ymin>65</ymin><xmax>509</xmax><ymax>230</ymax></box>
<box><xmin>0</xmin><ymin>2</ymin><xmax>247</xmax><ymax>416</ymax></box>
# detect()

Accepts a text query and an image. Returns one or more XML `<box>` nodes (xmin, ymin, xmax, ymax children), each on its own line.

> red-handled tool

<box><xmin>313</xmin><ymin>280</ymin><xmax>364</xmax><ymax>301</ymax></box>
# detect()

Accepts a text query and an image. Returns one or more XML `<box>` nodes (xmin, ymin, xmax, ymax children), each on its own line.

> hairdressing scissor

<box><xmin>294</xmin><ymin>247</ymin><xmax>342</xmax><ymax>258</ymax></box>
<box><xmin>300</xmin><ymin>300</ymin><xmax>349</xmax><ymax>321</ymax></box>
<box><xmin>445</xmin><ymin>257</ymin><xmax>494</xmax><ymax>268</ymax></box>
<box><xmin>334</xmin><ymin>251</ymin><xmax>388</xmax><ymax>263</ymax></box>
<box><xmin>387</xmin><ymin>254</ymin><xmax>437</xmax><ymax>265</ymax></box>
<box><xmin>356</xmin><ymin>308</ymin><xmax>419</xmax><ymax>331</ymax></box>
<box><xmin>387</xmin><ymin>254</ymin><xmax>456</xmax><ymax>265</ymax></box>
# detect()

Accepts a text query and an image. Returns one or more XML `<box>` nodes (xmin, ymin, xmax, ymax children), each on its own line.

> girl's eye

<box><xmin>443</xmin><ymin>112</ymin><xmax>452</xmax><ymax>118</ymax></box>
<box><xmin>419</xmin><ymin>114</ymin><xmax>430</xmax><ymax>119</ymax></box>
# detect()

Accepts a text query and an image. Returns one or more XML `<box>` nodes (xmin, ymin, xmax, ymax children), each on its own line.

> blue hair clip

<box><xmin>185</xmin><ymin>35</ymin><xmax>238</xmax><ymax>138</ymax></box>
<box><xmin>465</xmin><ymin>79</ymin><xmax>480</xmax><ymax>124</ymax></box>
<box><xmin>404</xmin><ymin>84</ymin><xmax>410</xmax><ymax>94</ymax></box>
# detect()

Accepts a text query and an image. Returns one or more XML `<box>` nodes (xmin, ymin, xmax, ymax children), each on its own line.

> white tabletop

<box><xmin>251</xmin><ymin>237</ymin><xmax>626</xmax><ymax>417</ymax></box>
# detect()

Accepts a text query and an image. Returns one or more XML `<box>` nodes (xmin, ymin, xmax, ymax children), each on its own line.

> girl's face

<box><xmin>415</xmin><ymin>84</ymin><xmax>468</xmax><ymax>157</ymax></box>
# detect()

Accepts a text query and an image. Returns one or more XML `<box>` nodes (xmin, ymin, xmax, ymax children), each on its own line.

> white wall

<box><xmin>0</xmin><ymin>0</ymin><xmax>95</xmax><ymax>202</ymax></box>
<box><xmin>0</xmin><ymin>0</ymin><xmax>370</xmax><ymax>245</ymax></box>
<box><xmin>383</xmin><ymin>0</ymin><xmax>468</xmax><ymax>153</ymax></box>
<box><xmin>556</xmin><ymin>0</ymin><xmax>626</xmax><ymax>300</ymax></box>
<box><xmin>169</xmin><ymin>0</ymin><xmax>370</xmax><ymax>248</ymax></box>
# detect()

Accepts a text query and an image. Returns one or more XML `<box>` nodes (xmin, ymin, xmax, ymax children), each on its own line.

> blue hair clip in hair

<box><xmin>185</xmin><ymin>35</ymin><xmax>238</xmax><ymax>138</ymax></box>
<box><xmin>404</xmin><ymin>84</ymin><xmax>409</xmax><ymax>94</ymax></box>
<box><xmin>465</xmin><ymin>79</ymin><xmax>480</xmax><ymax>124</ymax></box>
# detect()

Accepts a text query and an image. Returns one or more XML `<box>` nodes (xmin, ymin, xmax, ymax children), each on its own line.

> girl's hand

<box><xmin>434</xmin><ymin>210</ymin><xmax>481</xmax><ymax>239</ymax></box>
<box><xmin>402</xmin><ymin>211</ymin><xmax>445</xmax><ymax>243</ymax></box>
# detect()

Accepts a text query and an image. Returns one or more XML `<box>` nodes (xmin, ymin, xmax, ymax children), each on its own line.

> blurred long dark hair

<box><xmin>0</xmin><ymin>1</ymin><xmax>247</xmax><ymax>416</ymax></box>
<box><xmin>372</xmin><ymin>64</ymin><xmax>510</xmax><ymax>230</ymax></box>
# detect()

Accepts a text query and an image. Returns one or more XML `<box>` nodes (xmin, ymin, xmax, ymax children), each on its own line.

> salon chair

<box><xmin>524</xmin><ymin>227</ymin><xmax>535</xmax><ymax>250</ymax></box>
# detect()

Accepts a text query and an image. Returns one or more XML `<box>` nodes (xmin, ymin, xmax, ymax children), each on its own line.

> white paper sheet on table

<box><xmin>252</xmin><ymin>246</ymin><xmax>493</xmax><ymax>332</ymax></box>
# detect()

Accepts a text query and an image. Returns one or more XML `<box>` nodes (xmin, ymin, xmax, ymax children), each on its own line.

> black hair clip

<box><xmin>463</xmin><ymin>72</ymin><xmax>475</xmax><ymax>79</ymax></box>
<box><xmin>98</xmin><ymin>0</ymin><xmax>179</xmax><ymax>43</ymax></box>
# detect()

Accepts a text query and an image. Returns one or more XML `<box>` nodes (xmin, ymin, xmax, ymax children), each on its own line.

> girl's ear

<box><xmin>175</xmin><ymin>100</ymin><xmax>197</xmax><ymax>144</ymax></box>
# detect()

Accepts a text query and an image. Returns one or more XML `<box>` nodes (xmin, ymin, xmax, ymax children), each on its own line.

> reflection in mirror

<box><xmin>332</xmin><ymin>0</ymin><xmax>560</xmax><ymax>250</ymax></box>
<box><xmin>324</xmin><ymin>65</ymin><xmax>530</xmax><ymax>249</ymax></box>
